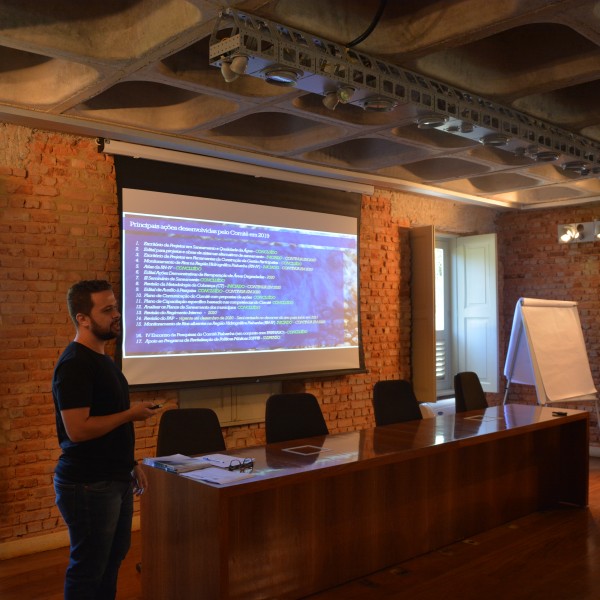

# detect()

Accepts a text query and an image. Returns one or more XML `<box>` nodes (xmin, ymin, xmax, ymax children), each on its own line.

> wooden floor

<box><xmin>2</xmin><ymin>458</ymin><xmax>600</xmax><ymax>600</ymax></box>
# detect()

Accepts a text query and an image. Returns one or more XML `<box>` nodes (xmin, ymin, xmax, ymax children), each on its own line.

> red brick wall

<box><xmin>2</xmin><ymin>123</ymin><xmax>599</xmax><ymax>553</ymax></box>
<box><xmin>496</xmin><ymin>205</ymin><xmax>600</xmax><ymax>441</ymax></box>
<box><xmin>0</xmin><ymin>127</ymin><xmax>417</xmax><ymax>550</ymax></box>
<box><xmin>0</xmin><ymin>128</ymin><xmax>174</xmax><ymax>550</ymax></box>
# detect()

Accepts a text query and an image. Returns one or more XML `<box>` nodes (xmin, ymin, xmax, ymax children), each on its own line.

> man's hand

<box><xmin>129</xmin><ymin>401</ymin><xmax>160</xmax><ymax>421</ymax></box>
<box><xmin>132</xmin><ymin>464</ymin><xmax>148</xmax><ymax>496</ymax></box>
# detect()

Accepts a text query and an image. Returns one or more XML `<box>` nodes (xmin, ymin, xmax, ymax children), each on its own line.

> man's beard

<box><xmin>89</xmin><ymin>316</ymin><xmax>120</xmax><ymax>341</ymax></box>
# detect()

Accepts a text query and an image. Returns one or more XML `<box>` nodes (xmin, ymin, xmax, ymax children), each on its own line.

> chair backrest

<box><xmin>156</xmin><ymin>408</ymin><xmax>226</xmax><ymax>456</ymax></box>
<box><xmin>265</xmin><ymin>393</ymin><xmax>329</xmax><ymax>444</ymax></box>
<box><xmin>454</xmin><ymin>371</ymin><xmax>488</xmax><ymax>412</ymax></box>
<box><xmin>372</xmin><ymin>379</ymin><xmax>423</xmax><ymax>426</ymax></box>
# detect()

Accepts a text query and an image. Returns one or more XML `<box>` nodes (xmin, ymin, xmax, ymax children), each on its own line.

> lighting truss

<box><xmin>209</xmin><ymin>8</ymin><xmax>600</xmax><ymax>177</ymax></box>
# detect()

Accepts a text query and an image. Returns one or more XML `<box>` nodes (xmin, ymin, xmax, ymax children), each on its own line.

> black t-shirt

<box><xmin>52</xmin><ymin>341</ymin><xmax>135</xmax><ymax>483</ymax></box>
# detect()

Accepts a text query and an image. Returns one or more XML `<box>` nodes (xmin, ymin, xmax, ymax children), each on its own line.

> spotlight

<box><xmin>322</xmin><ymin>86</ymin><xmax>355</xmax><ymax>111</ymax></box>
<box><xmin>262</xmin><ymin>66</ymin><xmax>302</xmax><ymax>86</ymax></box>
<box><xmin>557</xmin><ymin>222</ymin><xmax>598</xmax><ymax>244</ymax></box>
<box><xmin>361</xmin><ymin>96</ymin><xmax>397</xmax><ymax>112</ymax></box>
<box><xmin>561</xmin><ymin>161</ymin><xmax>590</xmax><ymax>176</ymax></box>
<box><xmin>220</xmin><ymin>59</ymin><xmax>239</xmax><ymax>83</ymax></box>
<box><xmin>559</xmin><ymin>225</ymin><xmax>578</xmax><ymax>243</ymax></box>
<box><xmin>230</xmin><ymin>54</ymin><xmax>249</xmax><ymax>75</ymax></box>
<box><xmin>532</xmin><ymin>151</ymin><xmax>560</xmax><ymax>162</ymax></box>
<box><xmin>336</xmin><ymin>86</ymin><xmax>354</xmax><ymax>104</ymax></box>
<box><xmin>417</xmin><ymin>114</ymin><xmax>449</xmax><ymax>129</ymax></box>
<box><xmin>322</xmin><ymin>92</ymin><xmax>339</xmax><ymax>111</ymax></box>
<box><xmin>480</xmin><ymin>133</ymin><xmax>510</xmax><ymax>147</ymax></box>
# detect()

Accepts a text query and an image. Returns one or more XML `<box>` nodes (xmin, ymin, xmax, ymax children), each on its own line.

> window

<box><xmin>435</xmin><ymin>238</ymin><xmax>453</xmax><ymax>396</ymax></box>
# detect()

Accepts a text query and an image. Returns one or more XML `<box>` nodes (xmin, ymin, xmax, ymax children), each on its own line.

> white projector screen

<box><xmin>120</xmin><ymin>187</ymin><xmax>362</xmax><ymax>388</ymax></box>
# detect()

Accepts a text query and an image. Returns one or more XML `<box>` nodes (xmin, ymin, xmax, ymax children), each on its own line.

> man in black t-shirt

<box><xmin>52</xmin><ymin>280</ymin><xmax>157</xmax><ymax>600</ymax></box>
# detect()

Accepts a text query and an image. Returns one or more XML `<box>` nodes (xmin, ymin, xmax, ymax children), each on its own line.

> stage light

<box><xmin>532</xmin><ymin>150</ymin><xmax>560</xmax><ymax>162</ymax></box>
<box><xmin>263</xmin><ymin>66</ymin><xmax>302</xmax><ymax>86</ymax></box>
<box><xmin>336</xmin><ymin>86</ymin><xmax>354</xmax><ymax>104</ymax></box>
<box><xmin>322</xmin><ymin>92</ymin><xmax>339</xmax><ymax>110</ymax></box>
<box><xmin>562</xmin><ymin>161</ymin><xmax>590</xmax><ymax>176</ymax></box>
<box><xmin>559</xmin><ymin>225</ymin><xmax>577</xmax><ymax>243</ymax></box>
<box><xmin>322</xmin><ymin>86</ymin><xmax>355</xmax><ymax>110</ymax></box>
<box><xmin>480</xmin><ymin>133</ymin><xmax>510</xmax><ymax>147</ymax></box>
<box><xmin>361</xmin><ymin>96</ymin><xmax>397</xmax><ymax>112</ymax></box>
<box><xmin>230</xmin><ymin>54</ymin><xmax>248</xmax><ymax>75</ymax></box>
<box><xmin>220</xmin><ymin>59</ymin><xmax>239</xmax><ymax>83</ymax></box>
<box><xmin>417</xmin><ymin>114</ymin><xmax>448</xmax><ymax>129</ymax></box>
<box><xmin>558</xmin><ymin>222</ymin><xmax>598</xmax><ymax>244</ymax></box>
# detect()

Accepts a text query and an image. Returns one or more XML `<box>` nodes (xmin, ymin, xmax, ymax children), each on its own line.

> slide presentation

<box><xmin>120</xmin><ymin>188</ymin><xmax>361</xmax><ymax>386</ymax></box>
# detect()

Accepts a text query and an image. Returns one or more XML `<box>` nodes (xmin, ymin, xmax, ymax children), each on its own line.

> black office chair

<box><xmin>372</xmin><ymin>379</ymin><xmax>423</xmax><ymax>426</ymax></box>
<box><xmin>156</xmin><ymin>408</ymin><xmax>226</xmax><ymax>456</ymax></box>
<box><xmin>265</xmin><ymin>393</ymin><xmax>329</xmax><ymax>444</ymax></box>
<box><xmin>454</xmin><ymin>371</ymin><xmax>488</xmax><ymax>413</ymax></box>
<box><xmin>137</xmin><ymin>408</ymin><xmax>226</xmax><ymax>573</ymax></box>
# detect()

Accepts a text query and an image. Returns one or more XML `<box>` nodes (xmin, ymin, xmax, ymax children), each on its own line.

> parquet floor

<box><xmin>2</xmin><ymin>458</ymin><xmax>600</xmax><ymax>599</ymax></box>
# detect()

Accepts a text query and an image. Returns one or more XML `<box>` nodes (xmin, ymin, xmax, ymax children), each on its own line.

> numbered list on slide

<box><xmin>122</xmin><ymin>214</ymin><xmax>359</xmax><ymax>356</ymax></box>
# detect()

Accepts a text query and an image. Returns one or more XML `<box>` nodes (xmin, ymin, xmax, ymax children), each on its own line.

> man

<box><xmin>52</xmin><ymin>280</ymin><xmax>158</xmax><ymax>599</ymax></box>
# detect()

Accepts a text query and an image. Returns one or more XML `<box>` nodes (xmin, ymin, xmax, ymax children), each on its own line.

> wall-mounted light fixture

<box><xmin>558</xmin><ymin>221</ymin><xmax>600</xmax><ymax>244</ymax></box>
<box><xmin>209</xmin><ymin>8</ymin><xmax>600</xmax><ymax>177</ymax></box>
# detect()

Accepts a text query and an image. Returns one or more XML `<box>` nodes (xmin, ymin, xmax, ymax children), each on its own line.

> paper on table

<box><xmin>199</xmin><ymin>453</ymin><xmax>235</xmax><ymax>467</ymax></box>
<box><xmin>199</xmin><ymin>454</ymin><xmax>255</xmax><ymax>469</ymax></box>
<box><xmin>182</xmin><ymin>467</ymin><xmax>255</xmax><ymax>485</ymax></box>
<box><xmin>143</xmin><ymin>454</ymin><xmax>211</xmax><ymax>473</ymax></box>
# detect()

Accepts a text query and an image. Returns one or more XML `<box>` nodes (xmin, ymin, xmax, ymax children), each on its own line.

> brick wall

<box><xmin>1</xmin><ymin>123</ymin><xmax>599</xmax><ymax>555</ymax></box>
<box><xmin>0</xmin><ymin>126</ymin><xmax>418</xmax><ymax>553</ymax></box>
<box><xmin>496</xmin><ymin>205</ymin><xmax>600</xmax><ymax>441</ymax></box>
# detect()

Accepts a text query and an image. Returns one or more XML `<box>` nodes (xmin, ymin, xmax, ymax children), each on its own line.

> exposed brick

<box><xmin>2</xmin><ymin>123</ymin><xmax>600</xmax><ymax>549</ymax></box>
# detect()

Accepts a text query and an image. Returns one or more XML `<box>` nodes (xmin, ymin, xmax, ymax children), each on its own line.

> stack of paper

<box><xmin>142</xmin><ymin>454</ymin><xmax>211</xmax><ymax>473</ymax></box>
<box><xmin>182</xmin><ymin>467</ymin><xmax>255</xmax><ymax>485</ymax></box>
<box><xmin>144</xmin><ymin>453</ymin><xmax>256</xmax><ymax>484</ymax></box>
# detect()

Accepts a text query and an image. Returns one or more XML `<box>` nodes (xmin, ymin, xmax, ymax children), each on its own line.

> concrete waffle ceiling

<box><xmin>1</xmin><ymin>0</ymin><xmax>600</xmax><ymax>210</ymax></box>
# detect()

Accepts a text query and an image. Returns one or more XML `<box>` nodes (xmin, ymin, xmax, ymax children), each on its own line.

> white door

<box><xmin>454</xmin><ymin>234</ymin><xmax>498</xmax><ymax>392</ymax></box>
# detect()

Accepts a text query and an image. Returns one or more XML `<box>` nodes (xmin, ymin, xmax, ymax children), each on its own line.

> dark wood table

<box><xmin>141</xmin><ymin>404</ymin><xmax>589</xmax><ymax>599</ymax></box>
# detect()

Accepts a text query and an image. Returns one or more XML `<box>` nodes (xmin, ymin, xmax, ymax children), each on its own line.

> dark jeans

<box><xmin>54</xmin><ymin>477</ymin><xmax>133</xmax><ymax>600</ymax></box>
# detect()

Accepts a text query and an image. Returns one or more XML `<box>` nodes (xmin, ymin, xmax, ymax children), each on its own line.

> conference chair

<box><xmin>372</xmin><ymin>379</ymin><xmax>423</xmax><ymax>426</ymax></box>
<box><xmin>265</xmin><ymin>393</ymin><xmax>329</xmax><ymax>444</ymax></box>
<box><xmin>454</xmin><ymin>371</ymin><xmax>488</xmax><ymax>413</ymax></box>
<box><xmin>137</xmin><ymin>408</ymin><xmax>226</xmax><ymax>573</ymax></box>
<box><xmin>156</xmin><ymin>407</ymin><xmax>226</xmax><ymax>456</ymax></box>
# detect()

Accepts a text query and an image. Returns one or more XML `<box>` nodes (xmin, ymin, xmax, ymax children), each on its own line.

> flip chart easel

<box><xmin>503</xmin><ymin>298</ymin><xmax>598</xmax><ymax>424</ymax></box>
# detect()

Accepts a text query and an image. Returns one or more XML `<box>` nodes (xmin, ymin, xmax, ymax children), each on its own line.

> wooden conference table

<box><xmin>141</xmin><ymin>404</ymin><xmax>589</xmax><ymax>599</ymax></box>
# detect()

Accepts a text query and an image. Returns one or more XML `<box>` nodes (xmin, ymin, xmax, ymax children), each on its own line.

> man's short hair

<box><xmin>67</xmin><ymin>280</ymin><xmax>113</xmax><ymax>327</ymax></box>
